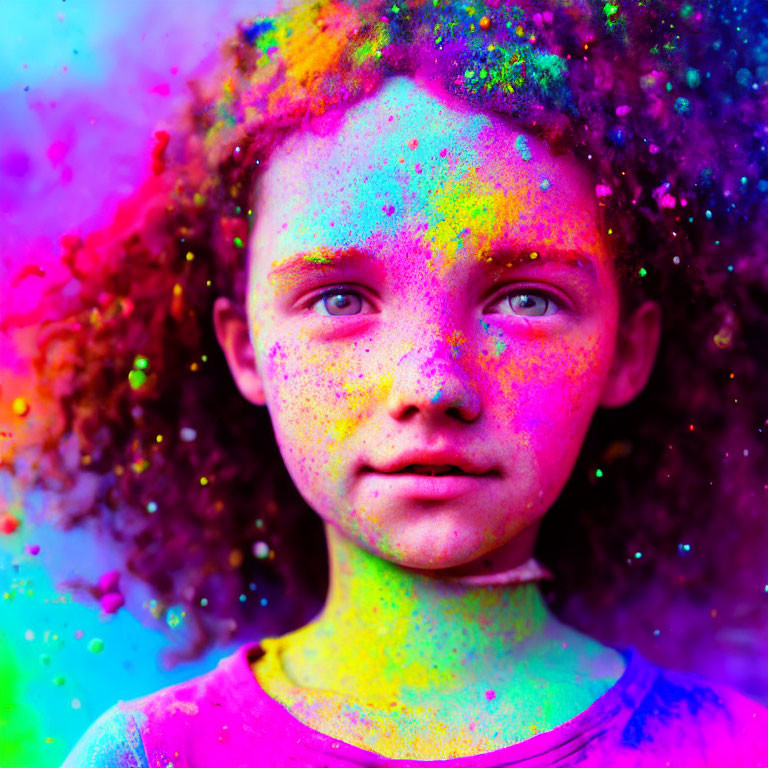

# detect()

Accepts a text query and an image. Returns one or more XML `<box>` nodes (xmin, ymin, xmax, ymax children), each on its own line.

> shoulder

<box><xmin>116</xmin><ymin>642</ymin><xmax>287</xmax><ymax>765</ymax></box>
<box><xmin>60</xmin><ymin>643</ymin><xmax>266</xmax><ymax>768</ymax></box>
<box><xmin>126</xmin><ymin>643</ymin><xmax>260</xmax><ymax>725</ymax></box>
<box><xmin>616</xmin><ymin>660</ymin><xmax>768</xmax><ymax>764</ymax></box>
<box><xmin>60</xmin><ymin>704</ymin><xmax>149</xmax><ymax>768</ymax></box>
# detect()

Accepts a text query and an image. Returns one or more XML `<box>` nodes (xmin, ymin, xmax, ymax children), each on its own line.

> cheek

<box><xmin>259</xmin><ymin>330</ymin><xmax>392</xmax><ymax>479</ymax></box>
<box><xmin>478</xmin><ymin>326</ymin><xmax>613</xmax><ymax>458</ymax></box>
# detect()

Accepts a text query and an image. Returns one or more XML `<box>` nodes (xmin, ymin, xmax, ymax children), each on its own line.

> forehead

<box><xmin>251</xmin><ymin>76</ymin><xmax>606</xmax><ymax>274</ymax></box>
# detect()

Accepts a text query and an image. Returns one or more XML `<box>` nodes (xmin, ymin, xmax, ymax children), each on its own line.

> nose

<box><xmin>386</xmin><ymin>341</ymin><xmax>482</xmax><ymax>424</ymax></box>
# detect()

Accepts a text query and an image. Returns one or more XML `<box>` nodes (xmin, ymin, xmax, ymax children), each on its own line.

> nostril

<box><xmin>446</xmin><ymin>403</ymin><xmax>477</xmax><ymax>424</ymax></box>
<box><xmin>387</xmin><ymin>348</ymin><xmax>482</xmax><ymax>423</ymax></box>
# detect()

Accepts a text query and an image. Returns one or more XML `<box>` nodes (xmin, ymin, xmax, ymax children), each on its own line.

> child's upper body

<box><xmin>63</xmin><ymin>635</ymin><xmax>768</xmax><ymax>766</ymax></box>
<box><xmin>39</xmin><ymin>0</ymin><xmax>768</xmax><ymax>765</ymax></box>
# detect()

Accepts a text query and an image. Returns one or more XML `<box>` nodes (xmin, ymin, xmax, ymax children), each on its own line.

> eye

<box><xmin>485</xmin><ymin>290</ymin><xmax>560</xmax><ymax>317</ymax></box>
<box><xmin>311</xmin><ymin>289</ymin><xmax>368</xmax><ymax>317</ymax></box>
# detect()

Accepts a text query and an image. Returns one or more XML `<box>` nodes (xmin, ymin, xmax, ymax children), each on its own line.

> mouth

<box><xmin>360</xmin><ymin>456</ymin><xmax>499</xmax><ymax>477</ymax></box>
<box><xmin>359</xmin><ymin>462</ymin><xmax>498</xmax><ymax>500</ymax></box>
<box><xmin>384</xmin><ymin>464</ymin><xmax>475</xmax><ymax>477</ymax></box>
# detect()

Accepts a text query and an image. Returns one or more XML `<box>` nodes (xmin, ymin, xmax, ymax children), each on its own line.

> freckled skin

<box><xmin>243</xmin><ymin>77</ymin><xmax>628</xmax><ymax>757</ymax></box>
<box><xmin>249</xmin><ymin>77</ymin><xmax>619</xmax><ymax>570</ymax></box>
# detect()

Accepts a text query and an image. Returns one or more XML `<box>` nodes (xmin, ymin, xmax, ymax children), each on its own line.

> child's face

<box><xmin>227</xmin><ymin>77</ymin><xmax>652</xmax><ymax>571</ymax></box>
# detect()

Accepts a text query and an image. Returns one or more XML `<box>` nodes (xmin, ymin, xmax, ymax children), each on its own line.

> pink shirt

<box><xmin>62</xmin><ymin>642</ymin><xmax>768</xmax><ymax>767</ymax></box>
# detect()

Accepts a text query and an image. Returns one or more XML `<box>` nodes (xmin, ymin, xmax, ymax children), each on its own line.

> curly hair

<box><xmin>4</xmin><ymin>0</ymin><xmax>768</xmax><ymax>680</ymax></box>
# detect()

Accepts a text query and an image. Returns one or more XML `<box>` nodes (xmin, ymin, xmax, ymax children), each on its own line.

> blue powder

<box><xmin>514</xmin><ymin>134</ymin><xmax>532</xmax><ymax>161</ymax></box>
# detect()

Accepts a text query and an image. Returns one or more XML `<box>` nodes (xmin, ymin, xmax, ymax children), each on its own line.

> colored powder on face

<box><xmin>328</xmin><ymin>416</ymin><xmax>360</xmax><ymax>446</ymax></box>
<box><xmin>478</xmin><ymin>318</ymin><xmax>508</xmax><ymax>358</ymax></box>
<box><xmin>323</xmin><ymin>372</ymin><xmax>396</xmax><ymax>450</ymax></box>
<box><xmin>447</xmin><ymin>330</ymin><xmax>466</xmax><ymax>358</ymax></box>
<box><xmin>425</xmin><ymin>168</ymin><xmax>528</xmax><ymax>270</ymax></box>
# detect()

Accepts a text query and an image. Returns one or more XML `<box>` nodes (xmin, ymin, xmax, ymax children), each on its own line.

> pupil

<box><xmin>331</xmin><ymin>294</ymin><xmax>350</xmax><ymax>309</ymax></box>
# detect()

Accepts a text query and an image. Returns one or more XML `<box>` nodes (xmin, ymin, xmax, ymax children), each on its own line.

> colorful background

<box><xmin>2</xmin><ymin>2</ymin><xmax>767</xmax><ymax>768</ymax></box>
<box><xmin>1</xmin><ymin>2</ymin><xmax>268</xmax><ymax>766</ymax></box>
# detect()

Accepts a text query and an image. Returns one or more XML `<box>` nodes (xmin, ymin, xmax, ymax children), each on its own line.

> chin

<box><xmin>359</xmin><ymin>515</ymin><xmax>520</xmax><ymax>571</ymax></box>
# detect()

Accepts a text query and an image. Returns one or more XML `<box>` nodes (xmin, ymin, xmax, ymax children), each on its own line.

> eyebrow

<box><xmin>267</xmin><ymin>247</ymin><xmax>384</xmax><ymax>285</ymax></box>
<box><xmin>480</xmin><ymin>245</ymin><xmax>597</xmax><ymax>282</ymax></box>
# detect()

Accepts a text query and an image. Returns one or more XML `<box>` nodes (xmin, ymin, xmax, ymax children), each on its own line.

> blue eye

<box><xmin>508</xmin><ymin>293</ymin><xmax>552</xmax><ymax>316</ymax></box>
<box><xmin>486</xmin><ymin>291</ymin><xmax>559</xmax><ymax>317</ymax></box>
<box><xmin>312</xmin><ymin>290</ymin><xmax>364</xmax><ymax>316</ymax></box>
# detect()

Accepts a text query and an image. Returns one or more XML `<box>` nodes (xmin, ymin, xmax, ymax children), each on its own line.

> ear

<box><xmin>599</xmin><ymin>300</ymin><xmax>662</xmax><ymax>408</ymax></box>
<box><xmin>212</xmin><ymin>297</ymin><xmax>266</xmax><ymax>406</ymax></box>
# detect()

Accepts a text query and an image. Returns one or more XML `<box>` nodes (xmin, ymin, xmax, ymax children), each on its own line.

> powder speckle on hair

<box><xmin>514</xmin><ymin>135</ymin><xmax>532</xmax><ymax>161</ymax></box>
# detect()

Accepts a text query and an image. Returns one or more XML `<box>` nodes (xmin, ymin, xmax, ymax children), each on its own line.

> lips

<box><xmin>359</xmin><ymin>459</ymin><xmax>498</xmax><ymax>501</ymax></box>
<box><xmin>393</xmin><ymin>464</ymin><xmax>467</xmax><ymax>476</ymax></box>
<box><xmin>361</xmin><ymin>451</ymin><xmax>498</xmax><ymax>478</ymax></box>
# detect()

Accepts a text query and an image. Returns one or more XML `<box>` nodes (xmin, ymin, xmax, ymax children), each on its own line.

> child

<box><xmin>18</xmin><ymin>0</ymin><xmax>768</xmax><ymax>763</ymax></box>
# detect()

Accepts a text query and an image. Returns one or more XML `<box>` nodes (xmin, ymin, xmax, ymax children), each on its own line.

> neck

<box><xmin>281</xmin><ymin>526</ymin><xmax>566</xmax><ymax>702</ymax></box>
